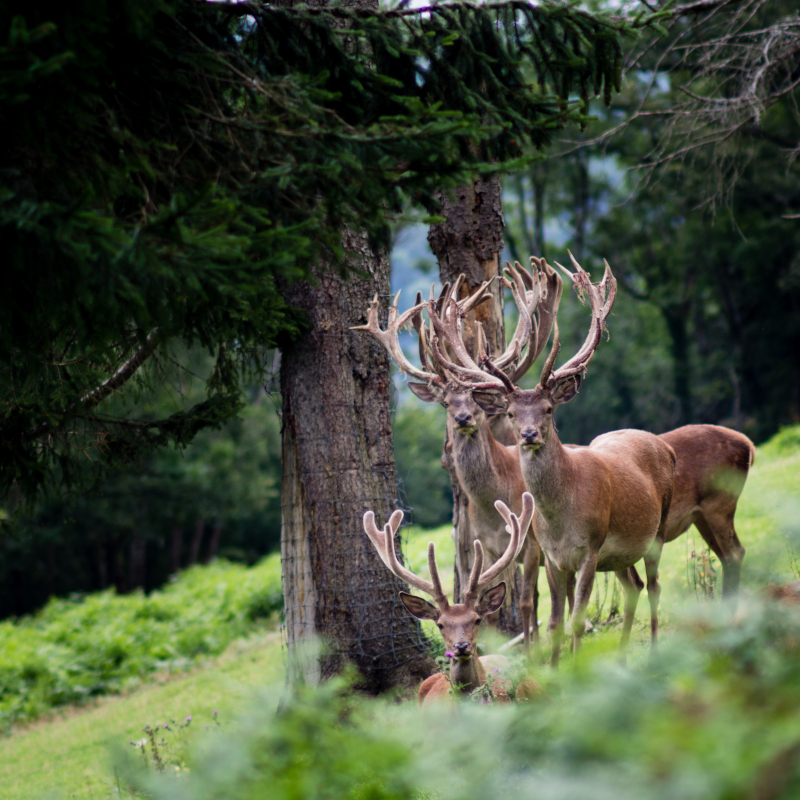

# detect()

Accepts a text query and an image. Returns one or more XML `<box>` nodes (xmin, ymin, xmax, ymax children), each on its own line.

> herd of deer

<box><xmin>355</xmin><ymin>254</ymin><xmax>757</xmax><ymax>704</ymax></box>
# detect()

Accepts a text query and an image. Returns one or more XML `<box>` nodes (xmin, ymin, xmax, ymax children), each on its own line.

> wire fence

<box><xmin>276</xmin><ymin>278</ymin><xmax>434</xmax><ymax>688</ymax></box>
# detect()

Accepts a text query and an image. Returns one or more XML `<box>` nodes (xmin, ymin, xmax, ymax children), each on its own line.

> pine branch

<box><xmin>24</xmin><ymin>331</ymin><xmax>161</xmax><ymax>442</ymax></box>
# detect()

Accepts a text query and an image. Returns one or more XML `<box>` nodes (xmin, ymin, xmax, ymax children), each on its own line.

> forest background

<box><xmin>1</xmin><ymin>0</ymin><xmax>799</xmax><ymax>619</ymax></box>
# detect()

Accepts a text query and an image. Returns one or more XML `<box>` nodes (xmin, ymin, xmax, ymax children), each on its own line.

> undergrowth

<box><xmin>0</xmin><ymin>556</ymin><xmax>282</xmax><ymax>731</ymax></box>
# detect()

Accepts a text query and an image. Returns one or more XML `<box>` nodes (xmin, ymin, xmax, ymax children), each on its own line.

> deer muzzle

<box><xmin>520</xmin><ymin>428</ymin><xmax>541</xmax><ymax>450</ymax></box>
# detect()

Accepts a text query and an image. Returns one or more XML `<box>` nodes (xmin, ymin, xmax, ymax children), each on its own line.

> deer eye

<box><xmin>475</xmin><ymin>617</ymin><xmax>482</xmax><ymax>624</ymax></box>
<box><xmin>507</xmin><ymin>412</ymin><xmax>514</xmax><ymax>419</ymax></box>
<box><xmin>437</xmin><ymin>623</ymin><xmax>443</xmax><ymax>630</ymax></box>
<box><xmin>442</xmin><ymin>402</ymin><xmax>449</xmax><ymax>409</ymax></box>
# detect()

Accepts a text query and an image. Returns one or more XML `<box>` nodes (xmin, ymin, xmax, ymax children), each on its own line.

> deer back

<box><xmin>659</xmin><ymin>424</ymin><xmax>755</xmax><ymax>543</ymax></box>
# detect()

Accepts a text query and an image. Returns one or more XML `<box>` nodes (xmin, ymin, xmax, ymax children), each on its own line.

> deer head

<box><xmin>387</xmin><ymin>259</ymin><xmax>562</xmax><ymax>441</ymax></box>
<box><xmin>461</xmin><ymin>252</ymin><xmax>617</xmax><ymax>452</ymax></box>
<box><xmin>362</xmin><ymin>493</ymin><xmax>534</xmax><ymax>668</ymax></box>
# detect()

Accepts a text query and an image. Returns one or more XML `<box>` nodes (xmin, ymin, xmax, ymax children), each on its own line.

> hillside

<box><xmin>1</xmin><ymin>425</ymin><xmax>798</xmax><ymax>799</ymax></box>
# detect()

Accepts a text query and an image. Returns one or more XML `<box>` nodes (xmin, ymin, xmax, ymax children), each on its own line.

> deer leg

<box><xmin>546</xmin><ymin>559</ymin><xmax>569</xmax><ymax>668</ymax></box>
<box><xmin>570</xmin><ymin>553</ymin><xmax>598</xmax><ymax>658</ymax></box>
<box><xmin>567</xmin><ymin>571</ymin><xmax>576</xmax><ymax>615</ymax></box>
<box><xmin>695</xmin><ymin>509</ymin><xmax>746</xmax><ymax>598</ymax></box>
<box><xmin>644</xmin><ymin>538</ymin><xmax>663</xmax><ymax>646</ymax></box>
<box><xmin>521</xmin><ymin>541</ymin><xmax>540</xmax><ymax>651</ymax></box>
<box><xmin>615</xmin><ymin>566</ymin><xmax>644</xmax><ymax>659</ymax></box>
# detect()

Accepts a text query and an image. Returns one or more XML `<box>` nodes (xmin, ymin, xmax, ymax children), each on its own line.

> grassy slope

<box><xmin>0</xmin><ymin>634</ymin><xmax>284</xmax><ymax>800</ymax></box>
<box><xmin>2</xmin><ymin>425</ymin><xmax>799</xmax><ymax>800</ymax></box>
<box><xmin>401</xmin><ymin>424</ymin><xmax>800</xmax><ymax>658</ymax></box>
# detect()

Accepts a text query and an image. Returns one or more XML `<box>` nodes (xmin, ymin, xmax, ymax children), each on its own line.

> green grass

<box><xmin>0</xmin><ymin>633</ymin><xmax>285</xmax><ymax>800</ymax></box>
<box><xmin>2</xmin><ymin>424</ymin><xmax>799</xmax><ymax>800</ymax></box>
<box><xmin>0</xmin><ymin>557</ymin><xmax>282</xmax><ymax>732</ymax></box>
<box><xmin>401</xmin><ymin>423</ymin><xmax>800</xmax><ymax>660</ymax></box>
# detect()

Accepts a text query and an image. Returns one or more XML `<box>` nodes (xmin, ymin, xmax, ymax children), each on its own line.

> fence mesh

<box><xmin>277</xmin><ymin>277</ymin><xmax>434</xmax><ymax>688</ymax></box>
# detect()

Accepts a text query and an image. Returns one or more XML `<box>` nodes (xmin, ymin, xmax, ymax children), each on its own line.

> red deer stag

<box><xmin>354</xmin><ymin>261</ymin><xmax>562</xmax><ymax>649</ymax></box>
<box><xmin>448</xmin><ymin>254</ymin><xmax>676</xmax><ymax>665</ymax></box>
<box><xmin>363</xmin><ymin>493</ymin><xmax>543</xmax><ymax>704</ymax></box>
<box><xmin>659</xmin><ymin>424</ymin><xmax>754</xmax><ymax>596</ymax></box>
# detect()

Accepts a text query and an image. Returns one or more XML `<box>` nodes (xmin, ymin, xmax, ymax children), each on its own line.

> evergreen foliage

<box><xmin>0</xmin><ymin>0</ymin><xmax>661</xmax><ymax>508</ymax></box>
<box><xmin>0</xmin><ymin>383</ymin><xmax>283</xmax><ymax>619</ymax></box>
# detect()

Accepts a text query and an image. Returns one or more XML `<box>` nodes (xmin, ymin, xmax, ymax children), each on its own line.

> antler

<box><xmin>508</xmin><ymin>257</ymin><xmax>563</xmax><ymax>384</ymax></box>
<box><xmin>425</xmin><ymin>258</ymin><xmax>564</xmax><ymax>394</ymax></box>
<box><xmin>425</xmin><ymin>276</ymin><xmax>508</xmax><ymax>391</ymax></box>
<box><xmin>363</xmin><ymin>508</ymin><xmax>449</xmax><ymax>609</ymax></box>
<box><xmin>352</xmin><ymin>292</ymin><xmax>444</xmax><ymax>386</ymax></box>
<box><xmin>540</xmin><ymin>251</ymin><xmax>617</xmax><ymax>388</ymax></box>
<box><xmin>492</xmin><ymin>260</ymin><xmax>539</xmax><ymax>374</ymax></box>
<box><xmin>463</xmin><ymin>492</ymin><xmax>535</xmax><ymax>604</ymax></box>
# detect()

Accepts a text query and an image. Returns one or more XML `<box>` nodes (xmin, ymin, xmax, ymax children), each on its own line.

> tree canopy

<box><xmin>0</xmin><ymin>0</ymin><xmax>665</xmax><ymax>511</ymax></box>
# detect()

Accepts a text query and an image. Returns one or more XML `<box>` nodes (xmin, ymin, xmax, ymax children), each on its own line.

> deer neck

<box><xmin>450</xmin><ymin>422</ymin><xmax>507</xmax><ymax>503</ymax></box>
<box><xmin>449</xmin><ymin>654</ymin><xmax>486</xmax><ymax>696</ymax></box>
<box><xmin>518</xmin><ymin>430</ymin><xmax>573</xmax><ymax>518</ymax></box>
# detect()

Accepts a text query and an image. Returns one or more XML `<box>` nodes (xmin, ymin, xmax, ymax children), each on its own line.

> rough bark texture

<box><xmin>280</xmin><ymin>229</ymin><xmax>434</xmax><ymax>692</ymax></box>
<box><xmin>428</xmin><ymin>175</ymin><xmax>525</xmax><ymax>634</ymax></box>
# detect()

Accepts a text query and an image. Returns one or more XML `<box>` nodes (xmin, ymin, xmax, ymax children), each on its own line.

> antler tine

<box><xmin>517</xmin><ymin>257</ymin><xmax>563</xmax><ymax>382</ymax></box>
<box><xmin>352</xmin><ymin>293</ymin><xmax>443</xmax><ymax>386</ymax></box>
<box><xmin>539</xmin><ymin>320</ymin><xmax>561</xmax><ymax>386</ymax></box>
<box><xmin>464</xmin><ymin>539</ymin><xmax>486</xmax><ymax>603</ymax></box>
<box><xmin>463</xmin><ymin>492</ymin><xmax>534</xmax><ymax>603</ymax></box>
<box><xmin>362</xmin><ymin>509</ymin><xmax>448</xmax><ymax>607</ymax></box>
<box><xmin>546</xmin><ymin>252</ymin><xmax>617</xmax><ymax>386</ymax></box>
<box><xmin>435</xmin><ymin>282</ymin><xmax>450</xmax><ymax>316</ymax></box>
<box><xmin>492</xmin><ymin>260</ymin><xmax>534</xmax><ymax>373</ymax></box>
<box><xmin>428</xmin><ymin>327</ymin><xmax>504</xmax><ymax>387</ymax></box>
<box><xmin>411</xmin><ymin>293</ymin><xmax>447</xmax><ymax>382</ymax></box>
<box><xmin>427</xmin><ymin>542</ymin><xmax>448</xmax><ymax>607</ymax></box>
<box><xmin>479</xmin><ymin>354</ymin><xmax>516</xmax><ymax>394</ymax></box>
<box><xmin>427</xmin><ymin>295</ymin><xmax>506</xmax><ymax>389</ymax></box>
<box><xmin>457</xmin><ymin>278</ymin><xmax>494</xmax><ymax>317</ymax></box>
<box><xmin>493</xmin><ymin>492</ymin><xmax>534</xmax><ymax>561</ymax></box>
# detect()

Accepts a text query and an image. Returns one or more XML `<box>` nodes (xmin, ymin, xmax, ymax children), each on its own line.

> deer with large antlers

<box><xmin>363</xmin><ymin>493</ymin><xmax>544</xmax><ymax>704</ymax></box>
<box><xmin>354</xmin><ymin>260</ymin><xmax>563</xmax><ymax>649</ymax></box>
<box><xmin>448</xmin><ymin>254</ymin><xmax>677</xmax><ymax>664</ymax></box>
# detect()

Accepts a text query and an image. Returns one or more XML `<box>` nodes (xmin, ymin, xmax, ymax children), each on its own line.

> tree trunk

<box><xmin>169</xmin><ymin>526</ymin><xmax>183</xmax><ymax>573</ymax></box>
<box><xmin>280</xmin><ymin>229</ymin><xmax>434</xmax><ymax>692</ymax></box>
<box><xmin>428</xmin><ymin>175</ymin><xmax>525</xmax><ymax>634</ymax></box>
<box><xmin>188</xmin><ymin>519</ymin><xmax>204</xmax><ymax>566</ymax></box>
<box><xmin>129</xmin><ymin>535</ymin><xmax>146</xmax><ymax>590</ymax></box>
<box><xmin>206</xmin><ymin>522</ymin><xmax>223</xmax><ymax>563</ymax></box>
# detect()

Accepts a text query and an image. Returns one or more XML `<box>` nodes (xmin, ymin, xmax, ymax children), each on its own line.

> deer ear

<box><xmin>472</xmin><ymin>391</ymin><xmax>508</xmax><ymax>415</ymax></box>
<box><xmin>399</xmin><ymin>592</ymin><xmax>440</xmax><ymax>621</ymax></box>
<box><xmin>551</xmin><ymin>374</ymin><xmax>581</xmax><ymax>406</ymax></box>
<box><xmin>408</xmin><ymin>383</ymin><xmax>443</xmax><ymax>404</ymax></box>
<box><xmin>476</xmin><ymin>582</ymin><xmax>506</xmax><ymax>615</ymax></box>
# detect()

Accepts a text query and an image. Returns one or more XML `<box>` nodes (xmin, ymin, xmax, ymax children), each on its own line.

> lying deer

<box><xmin>434</xmin><ymin>254</ymin><xmax>676</xmax><ymax>664</ymax></box>
<box><xmin>354</xmin><ymin>262</ymin><xmax>562</xmax><ymax>649</ymax></box>
<box><xmin>363</xmin><ymin>493</ymin><xmax>544</xmax><ymax>704</ymax></box>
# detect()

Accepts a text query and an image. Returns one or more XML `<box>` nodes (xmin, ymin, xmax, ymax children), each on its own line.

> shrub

<box><xmin>132</xmin><ymin>599</ymin><xmax>800</xmax><ymax>800</ymax></box>
<box><xmin>0</xmin><ymin>556</ymin><xmax>282</xmax><ymax>731</ymax></box>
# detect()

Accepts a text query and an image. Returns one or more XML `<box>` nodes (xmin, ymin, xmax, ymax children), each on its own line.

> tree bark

<box><xmin>206</xmin><ymin>522</ymin><xmax>223</xmax><ymax>562</ymax></box>
<box><xmin>188</xmin><ymin>519</ymin><xmax>204</xmax><ymax>566</ymax></box>
<box><xmin>129</xmin><ymin>535</ymin><xmax>146</xmax><ymax>590</ymax></box>
<box><xmin>428</xmin><ymin>175</ymin><xmax>525</xmax><ymax>634</ymax></box>
<box><xmin>280</xmin><ymin>229</ymin><xmax>434</xmax><ymax>692</ymax></box>
<box><xmin>169</xmin><ymin>526</ymin><xmax>183</xmax><ymax>573</ymax></box>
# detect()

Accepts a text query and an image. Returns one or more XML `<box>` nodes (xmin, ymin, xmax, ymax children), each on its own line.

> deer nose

<box><xmin>521</xmin><ymin>428</ymin><xmax>539</xmax><ymax>444</ymax></box>
<box><xmin>454</xmin><ymin>641</ymin><xmax>472</xmax><ymax>656</ymax></box>
<box><xmin>454</xmin><ymin>413</ymin><xmax>472</xmax><ymax>427</ymax></box>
